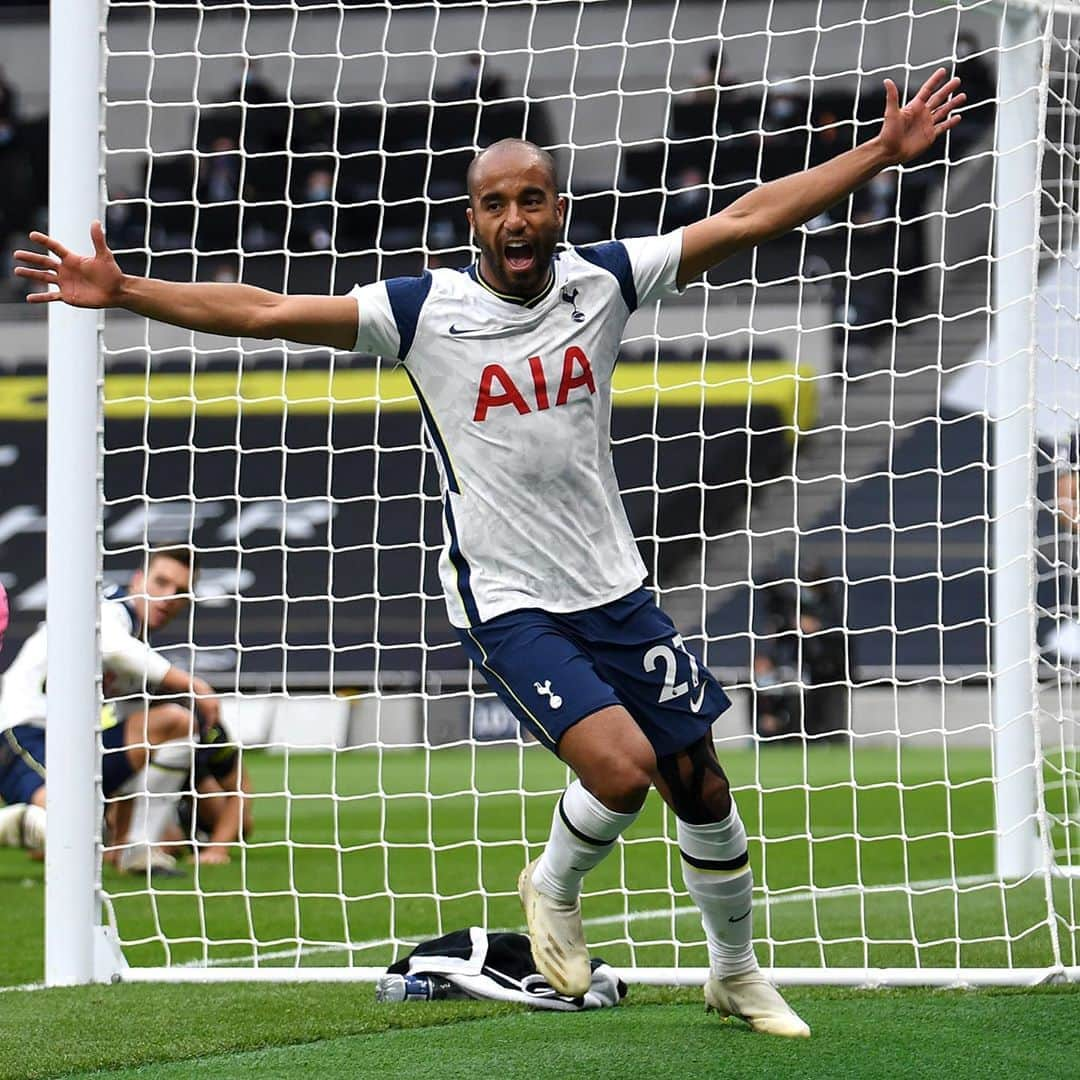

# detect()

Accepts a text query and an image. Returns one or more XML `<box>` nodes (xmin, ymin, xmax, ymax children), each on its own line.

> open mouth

<box><xmin>504</xmin><ymin>239</ymin><xmax>535</xmax><ymax>273</ymax></box>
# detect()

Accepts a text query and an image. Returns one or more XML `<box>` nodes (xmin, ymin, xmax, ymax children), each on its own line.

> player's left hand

<box><xmin>878</xmin><ymin>68</ymin><xmax>965</xmax><ymax>165</ymax></box>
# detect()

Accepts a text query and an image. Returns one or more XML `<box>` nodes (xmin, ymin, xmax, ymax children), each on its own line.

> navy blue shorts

<box><xmin>0</xmin><ymin>721</ymin><xmax>134</xmax><ymax>804</ymax></box>
<box><xmin>457</xmin><ymin>587</ymin><xmax>731</xmax><ymax>756</ymax></box>
<box><xmin>0</xmin><ymin>726</ymin><xmax>47</xmax><ymax>805</ymax></box>
<box><xmin>100</xmin><ymin>714</ymin><xmax>135</xmax><ymax>797</ymax></box>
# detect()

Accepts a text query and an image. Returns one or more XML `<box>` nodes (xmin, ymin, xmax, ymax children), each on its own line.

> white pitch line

<box><xmin>173</xmin><ymin>871</ymin><xmax>999</xmax><ymax>970</ymax></box>
<box><xmin>2</xmin><ymin>872</ymin><xmax>1004</xmax><ymax>984</ymax></box>
<box><xmin>0</xmin><ymin>873</ymin><xmax>1004</xmax><ymax>985</ymax></box>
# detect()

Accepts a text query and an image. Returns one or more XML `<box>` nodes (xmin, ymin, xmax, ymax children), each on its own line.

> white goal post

<box><xmin>40</xmin><ymin>0</ymin><xmax>1080</xmax><ymax>987</ymax></box>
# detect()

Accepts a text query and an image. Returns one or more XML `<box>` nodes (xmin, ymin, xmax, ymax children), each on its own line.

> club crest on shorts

<box><xmin>533</xmin><ymin>680</ymin><xmax>563</xmax><ymax>709</ymax></box>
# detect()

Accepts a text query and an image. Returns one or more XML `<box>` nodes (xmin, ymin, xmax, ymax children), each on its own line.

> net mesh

<box><xmin>1038</xmin><ymin>3</ymin><xmax>1080</xmax><ymax>894</ymax></box>
<box><xmin>89</xmin><ymin>0</ymin><xmax>1080</xmax><ymax>979</ymax></box>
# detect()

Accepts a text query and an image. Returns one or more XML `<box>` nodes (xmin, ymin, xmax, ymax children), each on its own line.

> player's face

<box><xmin>131</xmin><ymin>556</ymin><xmax>192</xmax><ymax>632</ymax></box>
<box><xmin>466</xmin><ymin>151</ymin><xmax>566</xmax><ymax>298</ymax></box>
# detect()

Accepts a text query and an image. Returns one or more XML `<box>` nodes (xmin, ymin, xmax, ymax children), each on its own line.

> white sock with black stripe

<box><xmin>678</xmin><ymin>802</ymin><xmax>758</xmax><ymax>979</ymax></box>
<box><xmin>531</xmin><ymin>779</ymin><xmax>640</xmax><ymax>904</ymax></box>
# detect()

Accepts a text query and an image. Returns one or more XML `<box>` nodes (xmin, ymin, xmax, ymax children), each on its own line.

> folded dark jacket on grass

<box><xmin>385</xmin><ymin>926</ymin><xmax>626</xmax><ymax>1011</ymax></box>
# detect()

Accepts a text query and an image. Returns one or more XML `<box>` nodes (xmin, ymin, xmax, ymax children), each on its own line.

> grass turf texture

<box><xmin>87</xmin><ymin>744</ymin><xmax>1080</xmax><ymax>972</ymax></box>
<box><xmin>1</xmin><ymin>745</ymin><xmax>1079</xmax><ymax>1076</ymax></box>
<box><xmin>0</xmin><ymin>983</ymin><xmax>1077</xmax><ymax>1079</ymax></box>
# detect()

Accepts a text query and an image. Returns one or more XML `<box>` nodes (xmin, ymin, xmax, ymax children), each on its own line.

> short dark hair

<box><xmin>466</xmin><ymin>139</ymin><xmax>559</xmax><ymax>203</ymax></box>
<box><xmin>147</xmin><ymin>545</ymin><xmax>197</xmax><ymax>577</ymax></box>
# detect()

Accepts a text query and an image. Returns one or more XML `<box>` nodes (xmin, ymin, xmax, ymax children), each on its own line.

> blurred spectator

<box><xmin>0</xmin><ymin>64</ymin><xmax>18</xmax><ymax>129</ymax></box>
<box><xmin>844</xmin><ymin>169</ymin><xmax>902</xmax><ymax>329</ymax></box>
<box><xmin>0</xmin><ymin>65</ymin><xmax>36</xmax><ymax>294</ymax></box>
<box><xmin>214</xmin><ymin>59</ymin><xmax>289</xmax><ymax>158</ymax></box>
<box><xmin>210</xmin><ymin>261</ymin><xmax>239</xmax><ymax>284</ymax></box>
<box><xmin>665</xmin><ymin>165</ymin><xmax>710</xmax><ymax>229</ymax></box>
<box><xmin>196</xmin><ymin>135</ymin><xmax>241</xmax><ymax>251</ymax></box>
<box><xmin>200</xmin><ymin>135</ymin><xmax>241</xmax><ymax>204</ymax></box>
<box><xmin>764</xmin><ymin>79</ymin><xmax>807</xmax><ymax>132</ymax></box>
<box><xmin>752</xmin><ymin>652</ymin><xmax>801</xmax><ymax>741</ymax></box>
<box><xmin>951</xmin><ymin>31</ymin><xmax>996</xmax><ymax>156</ymax></box>
<box><xmin>437</xmin><ymin>53</ymin><xmax>506</xmax><ymax>103</ymax></box>
<box><xmin>293</xmin><ymin>168</ymin><xmax>335</xmax><ymax>251</ymax></box>
<box><xmin>800</xmin><ymin>120</ymin><xmax>856</xmax><ymax>234</ymax></box>
<box><xmin>762</xmin><ymin>565</ymin><xmax>853</xmax><ymax>742</ymax></box>
<box><xmin>229</xmin><ymin>59</ymin><xmax>280</xmax><ymax>107</ymax></box>
<box><xmin>955</xmin><ymin>32</ymin><xmax>995</xmax><ymax>126</ymax></box>
<box><xmin>105</xmin><ymin>191</ymin><xmax>148</xmax><ymax>251</ymax></box>
<box><xmin>760</xmin><ymin>79</ymin><xmax>810</xmax><ymax>181</ymax></box>
<box><xmin>853</xmin><ymin>168</ymin><xmax>898</xmax><ymax>230</ymax></box>
<box><xmin>691</xmin><ymin>47</ymin><xmax>736</xmax><ymax>106</ymax></box>
<box><xmin>797</xmin><ymin>578</ymin><xmax>851</xmax><ymax>742</ymax></box>
<box><xmin>809</xmin><ymin>110</ymin><xmax>848</xmax><ymax>167</ymax></box>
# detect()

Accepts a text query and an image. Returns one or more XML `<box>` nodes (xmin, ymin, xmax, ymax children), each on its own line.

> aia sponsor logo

<box><xmin>473</xmin><ymin>347</ymin><xmax>596</xmax><ymax>422</ymax></box>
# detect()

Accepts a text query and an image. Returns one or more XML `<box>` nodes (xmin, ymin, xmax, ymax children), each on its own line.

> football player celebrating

<box><xmin>13</xmin><ymin>68</ymin><xmax>964</xmax><ymax>1033</ymax></box>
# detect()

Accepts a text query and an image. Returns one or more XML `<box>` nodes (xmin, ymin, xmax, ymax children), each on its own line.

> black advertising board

<box><xmin>0</xmin><ymin>364</ymin><xmax>792</xmax><ymax>688</ymax></box>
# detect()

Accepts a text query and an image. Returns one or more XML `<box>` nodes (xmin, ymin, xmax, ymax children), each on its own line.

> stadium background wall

<box><xmin>0</xmin><ymin>0</ymin><xmax>1001</xmax><ymax>188</ymax></box>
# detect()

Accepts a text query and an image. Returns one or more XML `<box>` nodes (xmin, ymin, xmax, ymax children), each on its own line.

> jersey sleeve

<box><xmin>349</xmin><ymin>280</ymin><xmax>402</xmax><ymax>358</ymax></box>
<box><xmin>350</xmin><ymin>273</ymin><xmax>435</xmax><ymax>364</ymax></box>
<box><xmin>100</xmin><ymin>603</ymin><xmax>171</xmax><ymax>692</ymax></box>
<box><xmin>621</xmin><ymin>228</ymin><xmax>685</xmax><ymax>306</ymax></box>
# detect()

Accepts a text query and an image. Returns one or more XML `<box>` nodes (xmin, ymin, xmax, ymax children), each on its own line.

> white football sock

<box><xmin>0</xmin><ymin>802</ymin><xmax>45</xmax><ymax>849</ymax></box>
<box><xmin>125</xmin><ymin>740</ymin><xmax>190</xmax><ymax>851</ymax></box>
<box><xmin>678</xmin><ymin>803</ymin><xmax>758</xmax><ymax>979</ymax></box>
<box><xmin>531</xmin><ymin>779</ymin><xmax>640</xmax><ymax>904</ymax></box>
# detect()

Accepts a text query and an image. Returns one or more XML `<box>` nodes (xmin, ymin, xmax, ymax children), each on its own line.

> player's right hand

<box><xmin>193</xmin><ymin>676</ymin><xmax>222</xmax><ymax>731</ymax></box>
<box><xmin>13</xmin><ymin>220</ymin><xmax>124</xmax><ymax>309</ymax></box>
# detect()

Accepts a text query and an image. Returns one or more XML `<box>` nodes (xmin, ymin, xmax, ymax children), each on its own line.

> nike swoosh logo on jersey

<box><xmin>689</xmin><ymin>683</ymin><xmax>707</xmax><ymax>714</ymax></box>
<box><xmin>448</xmin><ymin>324</ymin><xmax>487</xmax><ymax>336</ymax></box>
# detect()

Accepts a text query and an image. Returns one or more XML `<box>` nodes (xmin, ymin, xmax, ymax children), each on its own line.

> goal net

<box><xmin>37</xmin><ymin>0</ymin><xmax>1080</xmax><ymax>985</ymax></box>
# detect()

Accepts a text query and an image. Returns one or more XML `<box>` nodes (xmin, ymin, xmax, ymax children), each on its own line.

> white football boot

<box><xmin>518</xmin><ymin>857</ymin><xmax>592</xmax><ymax>997</ymax></box>
<box><xmin>705</xmin><ymin>971</ymin><xmax>811</xmax><ymax>1038</ymax></box>
<box><xmin>117</xmin><ymin>845</ymin><xmax>184</xmax><ymax>878</ymax></box>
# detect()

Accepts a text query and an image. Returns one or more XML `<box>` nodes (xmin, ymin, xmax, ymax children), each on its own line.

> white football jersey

<box><xmin>0</xmin><ymin>589</ymin><xmax>172</xmax><ymax>731</ymax></box>
<box><xmin>351</xmin><ymin>229</ymin><xmax>685</xmax><ymax>627</ymax></box>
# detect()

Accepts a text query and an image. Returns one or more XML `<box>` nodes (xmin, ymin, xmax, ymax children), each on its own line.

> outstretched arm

<box><xmin>676</xmin><ymin>69</ymin><xmax>965</xmax><ymax>287</ymax></box>
<box><xmin>13</xmin><ymin>221</ymin><xmax>358</xmax><ymax>351</ymax></box>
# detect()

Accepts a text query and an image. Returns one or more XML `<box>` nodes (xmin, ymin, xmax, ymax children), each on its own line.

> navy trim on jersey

<box><xmin>575</xmin><ymin>240</ymin><xmax>638</xmax><ymax>313</ymax></box>
<box><xmin>104</xmin><ymin>584</ymin><xmax>140</xmax><ymax>636</ymax></box>
<box><xmin>467</xmin><ymin>264</ymin><xmax>555</xmax><ymax>309</ymax></box>
<box><xmin>386</xmin><ymin>272</ymin><xmax>434</xmax><ymax>361</ymax></box>
<box><xmin>443</xmin><ymin>496</ymin><xmax>480</xmax><ymax>625</ymax></box>
<box><xmin>406</xmin><ymin>371</ymin><xmax>461</xmax><ymax>494</ymax></box>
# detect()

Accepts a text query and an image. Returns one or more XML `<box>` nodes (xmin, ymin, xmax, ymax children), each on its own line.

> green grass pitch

<box><xmin>2</xmin><ymin>743</ymin><xmax>1078</xmax><ymax>1078</ymax></box>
